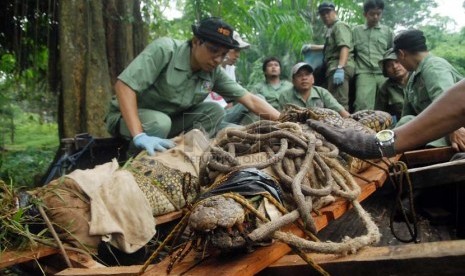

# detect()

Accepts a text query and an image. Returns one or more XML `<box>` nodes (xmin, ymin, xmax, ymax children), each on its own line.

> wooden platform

<box><xmin>5</xmin><ymin>146</ymin><xmax>463</xmax><ymax>275</ymax></box>
<box><xmin>53</xmin><ymin>156</ymin><xmax>397</xmax><ymax>276</ymax></box>
<box><xmin>261</xmin><ymin>240</ymin><xmax>465</xmax><ymax>276</ymax></box>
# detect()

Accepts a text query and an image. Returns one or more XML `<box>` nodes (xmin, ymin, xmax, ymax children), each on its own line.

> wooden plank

<box><xmin>262</xmin><ymin>240</ymin><xmax>465</xmax><ymax>276</ymax></box>
<box><xmin>139</xmin><ymin>158</ymin><xmax>396</xmax><ymax>276</ymax></box>
<box><xmin>401</xmin><ymin>146</ymin><xmax>455</xmax><ymax>167</ymax></box>
<box><xmin>56</xmin><ymin>265</ymin><xmax>156</xmax><ymax>276</ymax></box>
<box><xmin>0</xmin><ymin>246</ymin><xmax>59</xmax><ymax>269</ymax></box>
<box><xmin>399</xmin><ymin>159</ymin><xmax>465</xmax><ymax>188</ymax></box>
<box><xmin>155</xmin><ymin>210</ymin><xmax>183</xmax><ymax>225</ymax></box>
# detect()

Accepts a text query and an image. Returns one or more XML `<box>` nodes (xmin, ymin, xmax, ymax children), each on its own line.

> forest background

<box><xmin>1</xmin><ymin>0</ymin><xmax>464</xmax><ymax>188</ymax></box>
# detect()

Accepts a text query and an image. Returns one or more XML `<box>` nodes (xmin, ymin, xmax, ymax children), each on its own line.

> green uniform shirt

<box><xmin>278</xmin><ymin>86</ymin><xmax>345</xmax><ymax>112</ymax></box>
<box><xmin>251</xmin><ymin>80</ymin><xmax>293</xmax><ymax>109</ymax></box>
<box><xmin>112</xmin><ymin>38</ymin><xmax>247</xmax><ymax>116</ymax></box>
<box><xmin>323</xmin><ymin>20</ymin><xmax>355</xmax><ymax>73</ymax></box>
<box><xmin>402</xmin><ymin>54</ymin><xmax>463</xmax><ymax>117</ymax></box>
<box><xmin>375</xmin><ymin>78</ymin><xmax>405</xmax><ymax>121</ymax></box>
<box><xmin>353</xmin><ymin>24</ymin><xmax>393</xmax><ymax>74</ymax></box>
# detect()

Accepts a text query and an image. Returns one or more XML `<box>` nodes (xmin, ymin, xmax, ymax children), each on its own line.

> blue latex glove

<box><xmin>301</xmin><ymin>44</ymin><xmax>312</xmax><ymax>54</ymax></box>
<box><xmin>133</xmin><ymin>133</ymin><xmax>175</xmax><ymax>156</ymax></box>
<box><xmin>333</xmin><ymin>68</ymin><xmax>345</xmax><ymax>86</ymax></box>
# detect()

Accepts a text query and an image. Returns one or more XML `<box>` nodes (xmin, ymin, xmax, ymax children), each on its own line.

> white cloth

<box><xmin>204</xmin><ymin>92</ymin><xmax>228</xmax><ymax>108</ymax></box>
<box><xmin>67</xmin><ymin>159</ymin><xmax>155</xmax><ymax>253</ymax></box>
<box><xmin>203</xmin><ymin>65</ymin><xmax>236</xmax><ymax>108</ymax></box>
<box><xmin>224</xmin><ymin>65</ymin><xmax>236</xmax><ymax>81</ymax></box>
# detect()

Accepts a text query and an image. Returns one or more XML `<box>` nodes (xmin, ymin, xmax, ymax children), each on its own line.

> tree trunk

<box><xmin>104</xmin><ymin>0</ymin><xmax>148</xmax><ymax>85</ymax></box>
<box><xmin>58</xmin><ymin>0</ymin><xmax>147</xmax><ymax>138</ymax></box>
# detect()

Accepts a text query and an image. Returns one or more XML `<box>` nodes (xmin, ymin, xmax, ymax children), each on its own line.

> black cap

<box><xmin>192</xmin><ymin>17</ymin><xmax>236</xmax><ymax>49</ymax></box>
<box><xmin>318</xmin><ymin>2</ymin><xmax>335</xmax><ymax>13</ymax></box>
<box><xmin>393</xmin><ymin>29</ymin><xmax>427</xmax><ymax>52</ymax></box>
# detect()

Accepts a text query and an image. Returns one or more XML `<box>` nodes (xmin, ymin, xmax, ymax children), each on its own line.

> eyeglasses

<box><xmin>200</xmin><ymin>40</ymin><xmax>229</xmax><ymax>59</ymax></box>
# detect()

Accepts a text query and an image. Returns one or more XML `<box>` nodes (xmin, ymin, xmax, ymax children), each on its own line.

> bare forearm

<box><xmin>115</xmin><ymin>80</ymin><xmax>143</xmax><ymax>137</ymax></box>
<box><xmin>394</xmin><ymin>80</ymin><xmax>465</xmax><ymax>152</ymax></box>
<box><xmin>239</xmin><ymin>93</ymin><xmax>280</xmax><ymax>120</ymax></box>
<box><xmin>339</xmin><ymin>109</ymin><xmax>350</xmax><ymax>118</ymax></box>
<box><xmin>338</xmin><ymin>46</ymin><xmax>349</xmax><ymax>66</ymax></box>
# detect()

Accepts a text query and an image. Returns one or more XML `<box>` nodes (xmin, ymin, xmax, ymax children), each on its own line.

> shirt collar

<box><xmin>174</xmin><ymin>41</ymin><xmax>214</xmax><ymax>81</ymax></box>
<box><xmin>293</xmin><ymin>87</ymin><xmax>319</xmax><ymax>100</ymax></box>
<box><xmin>174</xmin><ymin>41</ymin><xmax>192</xmax><ymax>72</ymax></box>
<box><xmin>364</xmin><ymin>23</ymin><xmax>381</xmax><ymax>30</ymax></box>
<box><xmin>414</xmin><ymin>53</ymin><xmax>432</xmax><ymax>75</ymax></box>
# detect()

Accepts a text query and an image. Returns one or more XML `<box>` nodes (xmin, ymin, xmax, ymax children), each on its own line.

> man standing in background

<box><xmin>306</xmin><ymin>2</ymin><xmax>355</xmax><ymax>111</ymax></box>
<box><xmin>353</xmin><ymin>0</ymin><xmax>393</xmax><ymax>111</ymax></box>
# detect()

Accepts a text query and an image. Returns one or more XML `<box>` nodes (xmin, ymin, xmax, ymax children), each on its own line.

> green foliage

<box><xmin>0</xmin><ymin>180</ymin><xmax>50</xmax><ymax>253</ymax></box>
<box><xmin>0</xmin><ymin>110</ymin><xmax>58</xmax><ymax>188</ymax></box>
<box><xmin>425</xmin><ymin>28</ymin><xmax>465</xmax><ymax>76</ymax></box>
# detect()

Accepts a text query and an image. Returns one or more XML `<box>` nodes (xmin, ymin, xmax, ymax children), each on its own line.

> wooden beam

<box><xmin>56</xmin><ymin>265</ymin><xmax>156</xmax><ymax>276</ymax></box>
<box><xmin>155</xmin><ymin>210</ymin><xmax>183</xmax><ymax>225</ymax></box>
<box><xmin>396</xmin><ymin>159</ymin><xmax>465</xmax><ymax>188</ymax></box>
<box><xmin>401</xmin><ymin>146</ymin><xmax>455</xmax><ymax>167</ymax></box>
<box><xmin>0</xmin><ymin>246</ymin><xmax>59</xmax><ymax>269</ymax></box>
<box><xmin>262</xmin><ymin>240</ymin><xmax>465</xmax><ymax>276</ymax></box>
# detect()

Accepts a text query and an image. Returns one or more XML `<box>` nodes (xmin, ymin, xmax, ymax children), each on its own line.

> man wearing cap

<box><xmin>105</xmin><ymin>17</ymin><xmax>280</xmax><ymax>156</ymax></box>
<box><xmin>353</xmin><ymin>0</ymin><xmax>393</xmax><ymax>112</ymax></box>
<box><xmin>374</xmin><ymin>48</ymin><xmax>409</xmax><ymax>124</ymax></box>
<box><xmin>308</xmin><ymin>2</ymin><xmax>355</xmax><ymax>111</ymax></box>
<box><xmin>394</xmin><ymin>29</ymin><xmax>464</xmax><ymax>149</ymax></box>
<box><xmin>278</xmin><ymin>62</ymin><xmax>350</xmax><ymax>118</ymax></box>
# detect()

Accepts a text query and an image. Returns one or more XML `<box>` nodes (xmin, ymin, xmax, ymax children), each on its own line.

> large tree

<box><xmin>58</xmin><ymin>0</ymin><xmax>147</xmax><ymax>138</ymax></box>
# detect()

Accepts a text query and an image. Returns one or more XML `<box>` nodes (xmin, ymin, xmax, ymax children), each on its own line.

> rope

<box><xmin>197</xmin><ymin>119</ymin><xmax>379</xmax><ymax>253</ymax></box>
<box><xmin>155</xmin><ymin>107</ymin><xmax>387</xmax><ymax>272</ymax></box>
<box><xmin>387</xmin><ymin>161</ymin><xmax>419</xmax><ymax>243</ymax></box>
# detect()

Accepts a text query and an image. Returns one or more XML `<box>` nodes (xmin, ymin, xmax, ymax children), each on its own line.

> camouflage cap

<box><xmin>378</xmin><ymin>48</ymin><xmax>397</xmax><ymax>77</ymax></box>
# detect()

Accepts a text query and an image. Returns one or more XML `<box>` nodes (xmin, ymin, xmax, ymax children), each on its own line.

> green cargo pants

<box><xmin>106</xmin><ymin>101</ymin><xmax>225</xmax><ymax>140</ymax></box>
<box><xmin>354</xmin><ymin>73</ymin><xmax>386</xmax><ymax>111</ymax></box>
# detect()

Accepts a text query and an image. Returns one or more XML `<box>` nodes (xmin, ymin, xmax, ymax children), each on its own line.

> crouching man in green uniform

<box><xmin>278</xmin><ymin>62</ymin><xmax>350</xmax><ymax>118</ymax></box>
<box><xmin>105</xmin><ymin>17</ymin><xmax>280</xmax><ymax>155</ymax></box>
<box><xmin>374</xmin><ymin>48</ymin><xmax>409</xmax><ymax>125</ymax></box>
<box><xmin>394</xmin><ymin>29</ymin><xmax>465</xmax><ymax>149</ymax></box>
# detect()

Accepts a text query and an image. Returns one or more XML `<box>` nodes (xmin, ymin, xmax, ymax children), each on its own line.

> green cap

<box><xmin>378</xmin><ymin>48</ymin><xmax>397</xmax><ymax>77</ymax></box>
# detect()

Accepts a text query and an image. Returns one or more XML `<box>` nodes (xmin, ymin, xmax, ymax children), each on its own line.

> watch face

<box><xmin>376</xmin><ymin>130</ymin><xmax>394</xmax><ymax>142</ymax></box>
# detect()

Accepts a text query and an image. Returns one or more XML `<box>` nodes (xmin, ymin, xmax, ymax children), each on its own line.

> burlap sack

<box><xmin>35</xmin><ymin>178</ymin><xmax>101</xmax><ymax>252</ymax></box>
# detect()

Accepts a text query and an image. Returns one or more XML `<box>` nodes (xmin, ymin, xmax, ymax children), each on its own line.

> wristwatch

<box><xmin>375</xmin><ymin>129</ymin><xmax>396</xmax><ymax>157</ymax></box>
<box><xmin>337</xmin><ymin>64</ymin><xmax>344</xmax><ymax>69</ymax></box>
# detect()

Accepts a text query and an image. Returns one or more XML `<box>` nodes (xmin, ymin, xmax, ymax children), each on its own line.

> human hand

<box><xmin>449</xmin><ymin>127</ymin><xmax>465</xmax><ymax>152</ymax></box>
<box><xmin>133</xmin><ymin>133</ymin><xmax>175</xmax><ymax>156</ymax></box>
<box><xmin>301</xmin><ymin>44</ymin><xmax>312</xmax><ymax>54</ymax></box>
<box><xmin>307</xmin><ymin>119</ymin><xmax>382</xmax><ymax>159</ymax></box>
<box><xmin>333</xmin><ymin>68</ymin><xmax>345</xmax><ymax>86</ymax></box>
